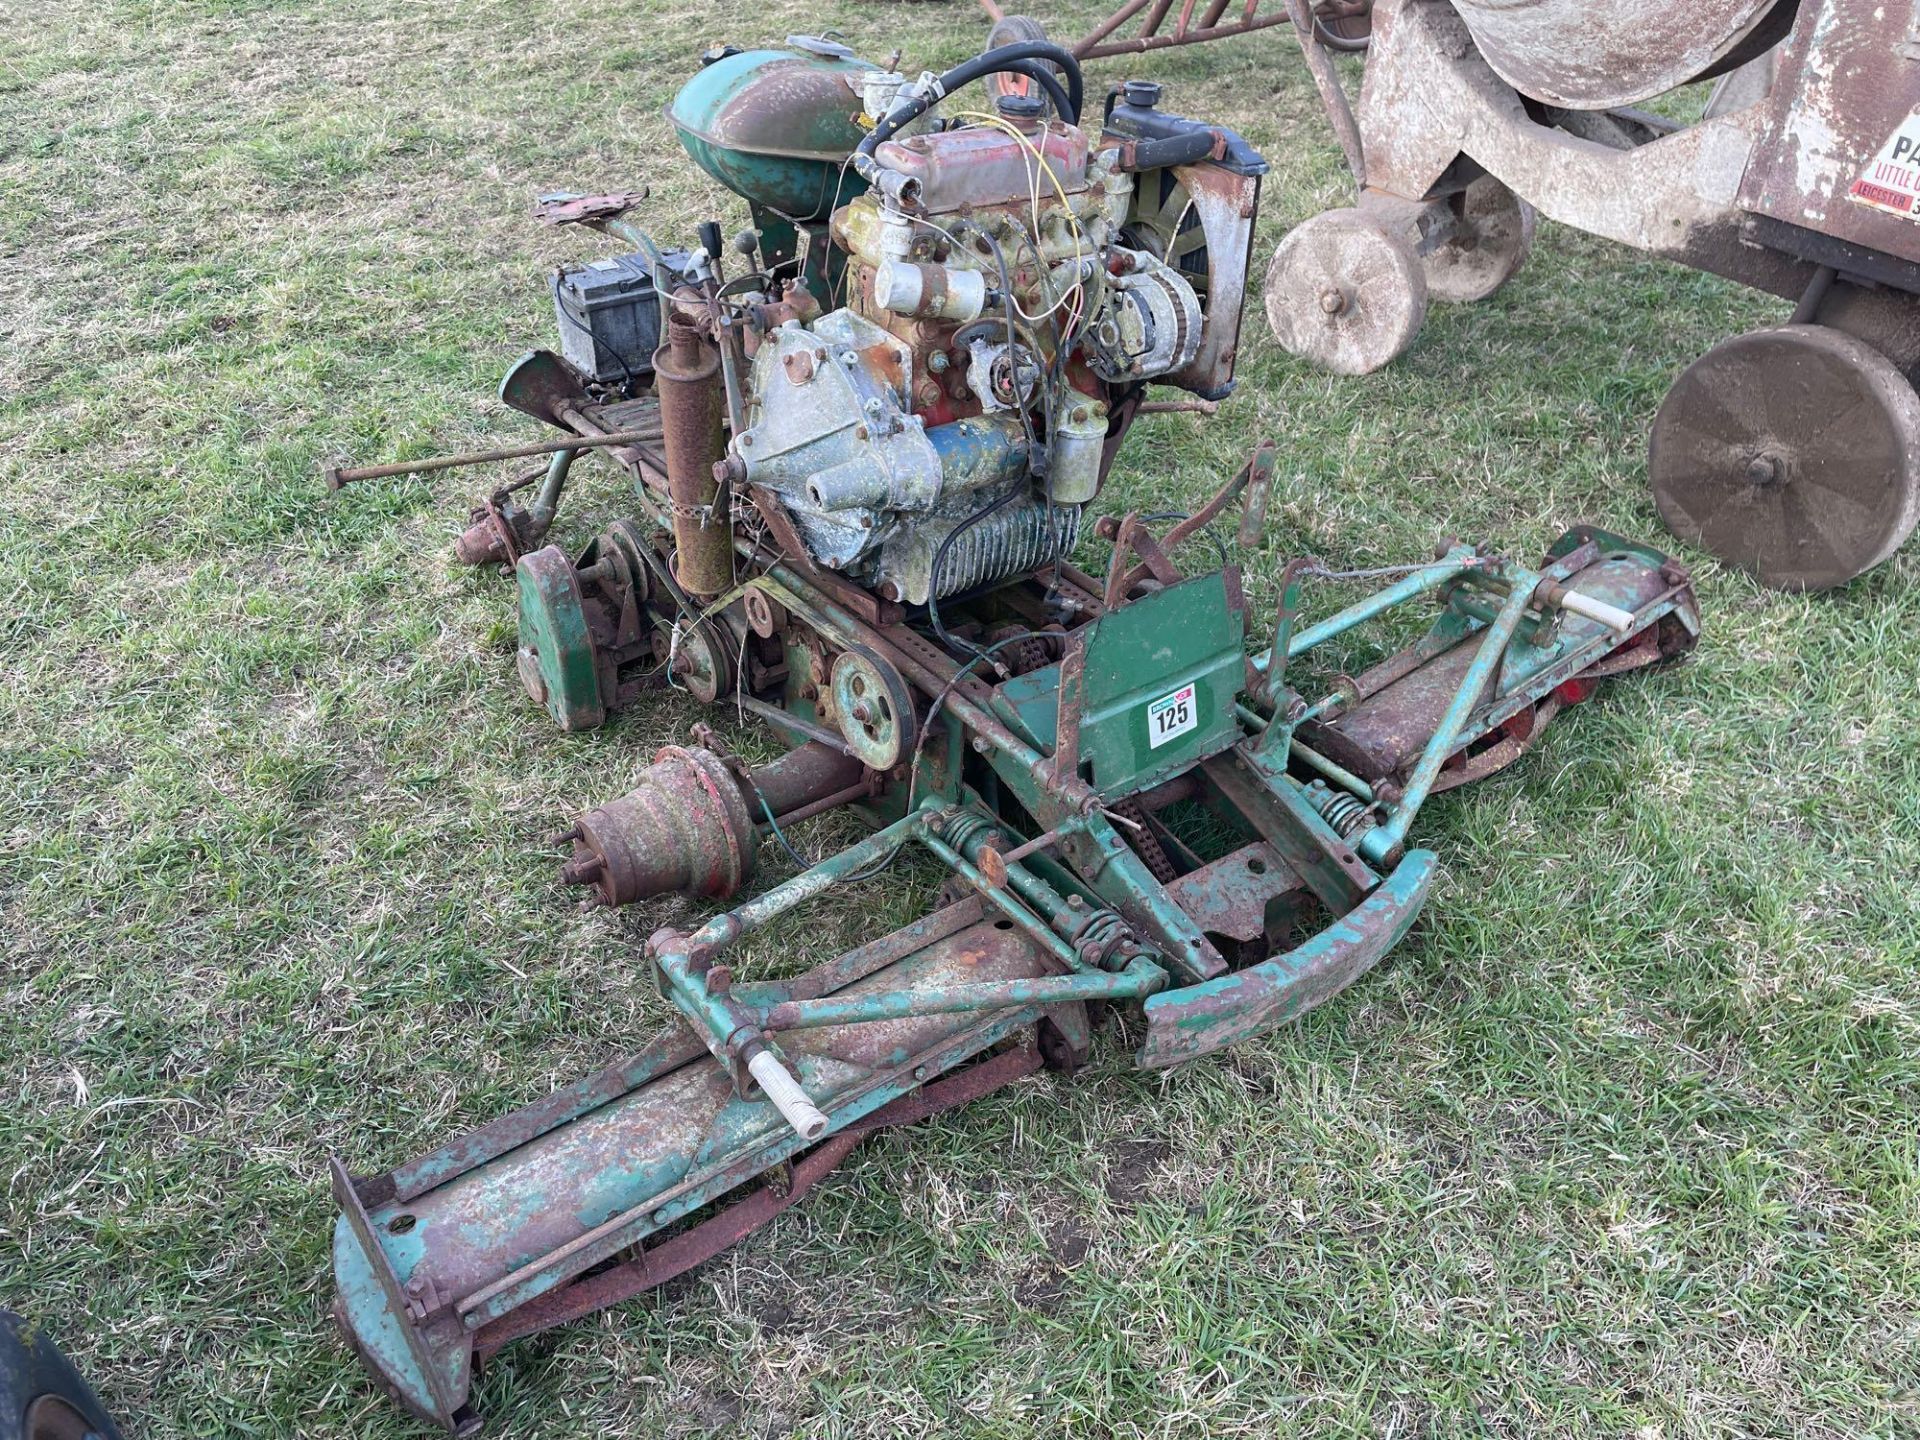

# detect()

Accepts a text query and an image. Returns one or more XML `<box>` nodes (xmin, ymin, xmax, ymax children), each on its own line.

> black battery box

<box><xmin>550</xmin><ymin>249</ymin><xmax>690</xmax><ymax>386</ymax></box>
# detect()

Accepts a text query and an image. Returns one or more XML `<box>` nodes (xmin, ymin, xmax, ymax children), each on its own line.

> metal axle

<box><xmin>323</xmin><ymin>426</ymin><xmax>662</xmax><ymax>489</ymax></box>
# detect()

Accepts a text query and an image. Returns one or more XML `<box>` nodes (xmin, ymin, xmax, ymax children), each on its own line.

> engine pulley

<box><xmin>830</xmin><ymin>646</ymin><xmax>917</xmax><ymax>770</ymax></box>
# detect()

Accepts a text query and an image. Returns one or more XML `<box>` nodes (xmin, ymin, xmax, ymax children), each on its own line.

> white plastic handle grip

<box><xmin>748</xmin><ymin>1050</ymin><xmax>830</xmax><ymax>1140</ymax></box>
<box><xmin>1554</xmin><ymin>589</ymin><xmax>1636</xmax><ymax>634</ymax></box>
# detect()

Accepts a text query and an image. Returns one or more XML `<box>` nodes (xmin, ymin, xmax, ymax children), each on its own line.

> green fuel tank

<box><xmin>666</xmin><ymin>39</ymin><xmax>876</xmax><ymax>223</ymax></box>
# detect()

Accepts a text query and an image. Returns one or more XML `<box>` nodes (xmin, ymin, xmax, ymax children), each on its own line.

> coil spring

<box><xmin>1303</xmin><ymin>780</ymin><xmax>1375</xmax><ymax>840</ymax></box>
<box><xmin>940</xmin><ymin>809</ymin><xmax>1002</xmax><ymax>855</ymax></box>
<box><xmin>1068</xmin><ymin>907</ymin><xmax>1130</xmax><ymax>969</ymax></box>
<box><xmin>931</xmin><ymin>500</ymin><xmax>1083</xmax><ymax>598</ymax></box>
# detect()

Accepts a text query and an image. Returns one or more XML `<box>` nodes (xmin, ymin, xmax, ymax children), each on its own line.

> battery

<box><xmin>550</xmin><ymin>250</ymin><xmax>684</xmax><ymax>386</ymax></box>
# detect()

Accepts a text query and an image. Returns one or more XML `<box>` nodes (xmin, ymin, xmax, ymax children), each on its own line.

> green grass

<box><xmin>3</xmin><ymin>2</ymin><xmax>1917</xmax><ymax>1436</ymax></box>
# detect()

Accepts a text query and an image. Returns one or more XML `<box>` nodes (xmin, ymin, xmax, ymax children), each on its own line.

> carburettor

<box><xmin>696</xmin><ymin>52</ymin><xmax>1268</xmax><ymax>605</ymax></box>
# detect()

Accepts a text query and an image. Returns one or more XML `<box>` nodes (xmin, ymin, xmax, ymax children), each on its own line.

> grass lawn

<box><xmin>3</xmin><ymin>1</ymin><xmax>1917</xmax><ymax>1436</ymax></box>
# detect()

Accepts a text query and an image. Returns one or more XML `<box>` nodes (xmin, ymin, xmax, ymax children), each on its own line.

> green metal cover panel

<box><xmin>516</xmin><ymin>547</ymin><xmax>602</xmax><ymax>732</ymax></box>
<box><xmin>1000</xmin><ymin>572</ymin><xmax>1246</xmax><ymax>796</ymax></box>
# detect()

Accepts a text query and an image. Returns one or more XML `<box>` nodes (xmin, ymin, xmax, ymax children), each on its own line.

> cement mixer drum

<box><xmin>1450</xmin><ymin>0</ymin><xmax>1796</xmax><ymax>110</ymax></box>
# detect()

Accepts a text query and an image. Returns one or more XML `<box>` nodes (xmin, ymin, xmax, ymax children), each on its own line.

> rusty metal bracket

<box><xmin>1097</xmin><ymin>441</ymin><xmax>1275</xmax><ymax>608</ymax></box>
<box><xmin>532</xmin><ymin>190</ymin><xmax>652</xmax><ymax>227</ymax></box>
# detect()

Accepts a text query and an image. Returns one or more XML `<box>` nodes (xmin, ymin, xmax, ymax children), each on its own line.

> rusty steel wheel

<box><xmin>1418</xmin><ymin>175</ymin><xmax>1536</xmax><ymax>305</ymax></box>
<box><xmin>1650</xmin><ymin>325</ymin><xmax>1920</xmax><ymax>591</ymax></box>
<box><xmin>1264</xmin><ymin>208</ymin><xmax>1427</xmax><ymax>376</ymax></box>
<box><xmin>1310</xmin><ymin>0</ymin><xmax>1373</xmax><ymax>51</ymax></box>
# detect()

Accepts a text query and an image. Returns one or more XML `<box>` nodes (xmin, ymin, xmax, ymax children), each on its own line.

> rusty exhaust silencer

<box><xmin>654</xmin><ymin>310</ymin><xmax>731</xmax><ymax>598</ymax></box>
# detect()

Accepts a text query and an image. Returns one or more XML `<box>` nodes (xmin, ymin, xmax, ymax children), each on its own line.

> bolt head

<box><xmin>1745</xmin><ymin>453</ymin><xmax>1782</xmax><ymax>486</ymax></box>
<box><xmin>1319</xmin><ymin>288</ymin><xmax>1346</xmax><ymax>315</ymax></box>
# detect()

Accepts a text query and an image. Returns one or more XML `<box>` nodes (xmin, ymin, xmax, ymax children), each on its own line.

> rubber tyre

<box><xmin>0</xmin><ymin>1314</ymin><xmax>123</xmax><ymax>1440</ymax></box>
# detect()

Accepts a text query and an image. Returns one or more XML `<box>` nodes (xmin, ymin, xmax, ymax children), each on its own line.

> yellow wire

<box><xmin>951</xmin><ymin>109</ymin><xmax>1089</xmax><ymax>326</ymax></box>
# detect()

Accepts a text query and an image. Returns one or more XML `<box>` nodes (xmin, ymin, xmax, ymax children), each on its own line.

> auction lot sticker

<box><xmin>1147</xmin><ymin>682</ymin><xmax>1197</xmax><ymax>748</ymax></box>
<box><xmin>1849</xmin><ymin>109</ymin><xmax>1920</xmax><ymax>220</ymax></box>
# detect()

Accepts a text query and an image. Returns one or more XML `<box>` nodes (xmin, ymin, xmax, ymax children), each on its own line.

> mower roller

<box><xmin>325</xmin><ymin>35</ymin><xmax>1699</xmax><ymax>1432</ymax></box>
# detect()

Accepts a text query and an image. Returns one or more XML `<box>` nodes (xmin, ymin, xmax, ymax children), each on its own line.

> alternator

<box><xmin>1086</xmin><ymin>249</ymin><xmax>1204</xmax><ymax>383</ymax></box>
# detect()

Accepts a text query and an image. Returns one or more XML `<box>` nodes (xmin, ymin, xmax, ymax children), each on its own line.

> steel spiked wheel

<box><xmin>1650</xmin><ymin>325</ymin><xmax>1920</xmax><ymax>591</ymax></box>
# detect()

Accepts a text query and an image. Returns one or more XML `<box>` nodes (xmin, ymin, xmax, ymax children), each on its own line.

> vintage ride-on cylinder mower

<box><xmin>1265</xmin><ymin>0</ymin><xmax>1920</xmax><ymax>592</ymax></box>
<box><xmin>326</xmin><ymin>36</ymin><xmax>1701</xmax><ymax>1433</ymax></box>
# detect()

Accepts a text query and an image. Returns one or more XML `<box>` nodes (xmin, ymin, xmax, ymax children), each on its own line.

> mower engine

<box><xmin>533</xmin><ymin>41</ymin><xmax>1264</xmax><ymax>613</ymax></box>
<box><xmin>747</xmin><ymin>74</ymin><xmax>1261</xmax><ymax>606</ymax></box>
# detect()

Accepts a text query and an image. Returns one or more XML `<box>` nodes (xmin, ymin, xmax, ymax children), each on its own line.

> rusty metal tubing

<box><xmin>1286</xmin><ymin>0</ymin><xmax>1366</xmax><ymax>186</ymax></box>
<box><xmin>679</xmin><ymin>809</ymin><xmax>931</xmax><ymax>955</ymax></box>
<box><xmin>748</xmin><ymin>742</ymin><xmax>866</xmax><ymax>817</ymax></box>
<box><xmin>916</xmin><ymin>829</ymin><xmax>1086</xmax><ymax>972</ymax></box>
<box><xmin>736</xmin><ymin>693</ymin><xmax>854</xmax><ymax>756</ymax></box>
<box><xmin>758</xmin><ymin>955</ymin><xmax>1167</xmax><ymax>1031</ymax></box>
<box><xmin>1078</xmin><ymin>4</ymin><xmax>1297</xmax><ymax>58</ymax></box>
<box><xmin>998</xmin><ymin>814</ymin><xmax>1087</xmax><ymax>865</ymax></box>
<box><xmin>1359</xmin><ymin>579</ymin><xmax>1536</xmax><ymax>864</ymax></box>
<box><xmin>771</xmin><ymin>780</ymin><xmax>876</xmax><ymax>828</ymax></box>
<box><xmin>528</xmin><ymin>446</ymin><xmax>575</xmax><ymax>527</ymax></box>
<box><xmin>654</xmin><ymin>311</ymin><xmax>730</xmax><ymax>597</ymax></box>
<box><xmin>1072</xmin><ymin>0</ymin><xmax>1155</xmax><ymax>55</ymax></box>
<box><xmin>323</xmin><ymin>427</ymin><xmax>661</xmax><ymax>489</ymax></box>
<box><xmin>1236</xmin><ymin>701</ymin><xmax>1375</xmax><ymax>801</ymax></box>
<box><xmin>1252</xmin><ymin>550</ymin><xmax>1477</xmax><ymax>674</ymax></box>
<box><xmin>712</xmin><ymin>303</ymin><xmax>749</xmax><ymax>439</ymax></box>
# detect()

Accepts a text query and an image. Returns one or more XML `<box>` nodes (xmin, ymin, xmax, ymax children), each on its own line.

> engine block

<box><xmin>704</xmin><ymin>75</ymin><xmax>1265</xmax><ymax>603</ymax></box>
